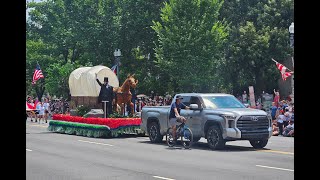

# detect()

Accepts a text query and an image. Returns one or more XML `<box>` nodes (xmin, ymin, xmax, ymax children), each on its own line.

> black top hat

<box><xmin>104</xmin><ymin>77</ymin><xmax>108</xmax><ymax>82</ymax></box>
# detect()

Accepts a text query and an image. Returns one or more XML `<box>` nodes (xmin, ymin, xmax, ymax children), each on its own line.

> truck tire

<box><xmin>249</xmin><ymin>139</ymin><xmax>268</xmax><ymax>149</ymax></box>
<box><xmin>148</xmin><ymin>122</ymin><xmax>163</xmax><ymax>143</ymax></box>
<box><xmin>206</xmin><ymin>126</ymin><xmax>225</xmax><ymax>150</ymax></box>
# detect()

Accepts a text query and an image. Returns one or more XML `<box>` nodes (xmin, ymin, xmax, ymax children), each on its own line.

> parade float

<box><xmin>48</xmin><ymin>65</ymin><xmax>143</xmax><ymax>138</ymax></box>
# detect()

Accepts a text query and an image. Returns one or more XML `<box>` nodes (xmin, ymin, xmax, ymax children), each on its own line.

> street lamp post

<box><xmin>289</xmin><ymin>22</ymin><xmax>294</xmax><ymax>48</ymax></box>
<box><xmin>114</xmin><ymin>49</ymin><xmax>121</xmax><ymax>81</ymax></box>
<box><xmin>289</xmin><ymin>22</ymin><xmax>294</xmax><ymax>101</ymax></box>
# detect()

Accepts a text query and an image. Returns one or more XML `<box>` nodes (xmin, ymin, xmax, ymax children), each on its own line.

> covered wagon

<box><xmin>68</xmin><ymin>65</ymin><xmax>119</xmax><ymax>109</ymax></box>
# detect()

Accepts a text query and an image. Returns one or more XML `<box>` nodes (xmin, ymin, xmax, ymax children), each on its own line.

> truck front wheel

<box><xmin>249</xmin><ymin>139</ymin><xmax>268</xmax><ymax>149</ymax></box>
<box><xmin>206</xmin><ymin>126</ymin><xmax>225</xmax><ymax>150</ymax></box>
<box><xmin>148</xmin><ymin>122</ymin><xmax>163</xmax><ymax>143</ymax></box>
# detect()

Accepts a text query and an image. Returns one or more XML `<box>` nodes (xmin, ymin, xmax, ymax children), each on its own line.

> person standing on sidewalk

<box><xmin>270</xmin><ymin>102</ymin><xmax>278</xmax><ymax>122</ymax></box>
<box><xmin>43</xmin><ymin>98</ymin><xmax>50</xmax><ymax>123</ymax></box>
<box><xmin>242</xmin><ymin>91</ymin><xmax>248</xmax><ymax>104</ymax></box>
<box><xmin>273</xmin><ymin>89</ymin><xmax>280</xmax><ymax>107</ymax></box>
<box><xmin>277</xmin><ymin>111</ymin><xmax>285</xmax><ymax>136</ymax></box>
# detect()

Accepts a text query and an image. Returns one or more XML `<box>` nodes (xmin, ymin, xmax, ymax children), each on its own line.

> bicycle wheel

<box><xmin>166</xmin><ymin>127</ymin><xmax>176</xmax><ymax>147</ymax></box>
<box><xmin>181</xmin><ymin>128</ymin><xmax>193</xmax><ymax>149</ymax></box>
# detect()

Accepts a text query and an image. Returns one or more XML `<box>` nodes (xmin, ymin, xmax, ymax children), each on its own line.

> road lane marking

<box><xmin>26</xmin><ymin>149</ymin><xmax>32</xmax><ymax>151</ymax></box>
<box><xmin>257</xmin><ymin>149</ymin><xmax>294</xmax><ymax>155</ymax></box>
<box><xmin>153</xmin><ymin>176</ymin><xmax>175</xmax><ymax>180</ymax></box>
<box><xmin>78</xmin><ymin>140</ymin><xmax>114</xmax><ymax>147</ymax></box>
<box><xmin>256</xmin><ymin>165</ymin><xmax>294</xmax><ymax>172</ymax></box>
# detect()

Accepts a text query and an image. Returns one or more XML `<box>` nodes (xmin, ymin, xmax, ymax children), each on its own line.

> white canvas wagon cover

<box><xmin>69</xmin><ymin>65</ymin><xmax>119</xmax><ymax>97</ymax></box>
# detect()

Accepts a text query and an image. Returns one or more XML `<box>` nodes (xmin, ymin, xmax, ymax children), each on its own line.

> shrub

<box><xmin>76</xmin><ymin>105</ymin><xmax>90</xmax><ymax>117</ymax></box>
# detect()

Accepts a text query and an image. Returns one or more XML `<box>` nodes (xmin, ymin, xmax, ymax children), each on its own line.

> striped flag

<box><xmin>273</xmin><ymin>59</ymin><xmax>292</xmax><ymax>81</ymax></box>
<box><xmin>32</xmin><ymin>64</ymin><xmax>44</xmax><ymax>84</ymax></box>
<box><xmin>110</xmin><ymin>65</ymin><xmax>117</xmax><ymax>75</ymax></box>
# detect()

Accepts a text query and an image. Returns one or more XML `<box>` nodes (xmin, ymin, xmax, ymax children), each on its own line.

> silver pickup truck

<box><xmin>140</xmin><ymin>93</ymin><xmax>272</xmax><ymax>150</ymax></box>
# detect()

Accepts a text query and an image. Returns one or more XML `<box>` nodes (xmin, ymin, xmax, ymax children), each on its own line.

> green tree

<box><xmin>115</xmin><ymin>0</ymin><xmax>166</xmax><ymax>95</ymax></box>
<box><xmin>26</xmin><ymin>39</ymin><xmax>56</xmax><ymax>96</ymax></box>
<box><xmin>26</xmin><ymin>0</ymin><xmax>165</xmax><ymax>96</ymax></box>
<box><xmin>219</xmin><ymin>0</ymin><xmax>294</xmax><ymax>95</ymax></box>
<box><xmin>45</xmin><ymin>62</ymin><xmax>77</xmax><ymax>98</ymax></box>
<box><xmin>27</xmin><ymin>0</ymin><xmax>119</xmax><ymax>66</ymax></box>
<box><xmin>152</xmin><ymin>0</ymin><xmax>228</xmax><ymax>93</ymax></box>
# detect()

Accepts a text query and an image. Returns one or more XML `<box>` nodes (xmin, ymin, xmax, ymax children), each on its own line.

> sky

<box><xmin>26</xmin><ymin>0</ymin><xmax>44</xmax><ymax>20</ymax></box>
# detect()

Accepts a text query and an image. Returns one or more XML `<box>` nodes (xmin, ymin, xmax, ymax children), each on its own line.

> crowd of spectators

<box><xmin>26</xmin><ymin>96</ymin><xmax>70</xmax><ymax>122</ymax></box>
<box><xmin>135</xmin><ymin>95</ymin><xmax>172</xmax><ymax>112</ymax></box>
<box><xmin>271</xmin><ymin>99</ymin><xmax>294</xmax><ymax>137</ymax></box>
<box><xmin>236</xmin><ymin>89</ymin><xmax>294</xmax><ymax>137</ymax></box>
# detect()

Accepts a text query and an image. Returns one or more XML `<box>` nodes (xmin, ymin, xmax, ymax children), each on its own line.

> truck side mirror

<box><xmin>190</xmin><ymin>104</ymin><xmax>203</xmax><ymax>111</ymax></box>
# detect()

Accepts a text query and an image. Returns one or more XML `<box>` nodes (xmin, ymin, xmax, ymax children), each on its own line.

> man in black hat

<box><xmin>96</xmin><ymin>74</ymin><xmax>114</xmax><ymax>117</ymax></box>
<box><xmin>169</xmin><ymin>95</ymin><xmax>189</xmax><ymax>142</ymax></box>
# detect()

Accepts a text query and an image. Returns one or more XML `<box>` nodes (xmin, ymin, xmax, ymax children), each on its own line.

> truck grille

<box><xmin>236</xmin><ymin>115</ymin><xmax>269</xmax><ymax>139</ymax></box>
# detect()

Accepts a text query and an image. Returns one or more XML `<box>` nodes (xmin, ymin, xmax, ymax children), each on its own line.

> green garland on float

<box><xmin>48</xmin><ymin>120</ymin><xmax>141</xmax><ymax>138</ymax></box>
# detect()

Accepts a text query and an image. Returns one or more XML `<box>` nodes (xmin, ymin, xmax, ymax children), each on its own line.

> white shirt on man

<box><xmin>277</xmin><ymin>114</ymin><xmax>285</xmax><ymax>123</ymax></box>
<box><xmin>43</xmin><ymin>102</ymin><xmax>50</xmax><ymax>111</ymax></box>
<box><xmin>38</xmin><ymin>106</ymin><xmax>45</xmax><ymax>115</ymax></box>
<box><xmin>242</xmin><ymin>93</ymin><xmax>248</xmax><ymax>103</ymax></box>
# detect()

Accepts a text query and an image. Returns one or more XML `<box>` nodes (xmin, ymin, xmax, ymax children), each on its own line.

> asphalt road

<box><xmin>26</xmin><ymin>119</ymin><xmax>294</xmax><ymax>180</ymax></box>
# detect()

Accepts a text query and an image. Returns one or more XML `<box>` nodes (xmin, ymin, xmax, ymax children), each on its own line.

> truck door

<box><xmin>180</xmin><ymin>96</ymin><xmax>202</xmax><ymax>137</ymax></box>
<box><xmin>189</xmin><ymin>96</ymin><xmax>202</xmax><ymax>137</ymax></box>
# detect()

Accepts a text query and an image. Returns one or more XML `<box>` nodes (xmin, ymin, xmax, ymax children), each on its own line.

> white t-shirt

<box><xmin>43</xmin><ymin>102</ymin><xmax>50</xmax><ymax>111</ymax></box>
<box><xmin>277</xmin><ymin>114</ymin><xmax>285</xmax><ymax>123</ymax></box>
<box><xmin>286</xmin><ymin>123</ymin><xmax>294</xmax><ymax>129</ymax></box>
<box><xmin>242</xmin><ymin>94</ymin><xmax>248</xmax><ymax>102</ymax></box>
<box><xmin>39</xmin><ymin>106</ymin><xmax>45</xmax><ymax>115</ymax></box>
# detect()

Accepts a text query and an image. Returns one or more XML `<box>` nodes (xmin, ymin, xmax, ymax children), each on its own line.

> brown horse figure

<box><xmin>113</xmin><ymin>74</ymin><xmax>138</xmax><ymax>116</ymax></box>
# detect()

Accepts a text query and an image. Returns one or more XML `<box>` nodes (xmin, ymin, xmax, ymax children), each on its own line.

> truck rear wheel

<box><xmin>249</xmin><ymin>139</ymin><xmax>268</xmax><ymax>149</ymax></box>
<box><xmin>206</xmin><ymin>126</ymin><xmax>225</xmax><ymax>150</ymax></box>
<box><xmin>148</xmin><ymin>122</ymin><xmax>163</xmax><ymax>143</ymax></box>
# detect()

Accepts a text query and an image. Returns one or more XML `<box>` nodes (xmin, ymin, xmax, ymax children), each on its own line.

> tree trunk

<box><xmin>35</xmin><ymin>84</ymin><xmax>45</xmax><ymax>102</ymax></box>
<box><xmin>63</xmin><ymin>48</ymin><xmax>69</xmax><ymax>64</ymax></box>
<box><xmin>254</xmin><ymin>70</ymin><xmax>264</xmax><ymax>95</ymax></box>
<box><xmin>71</xmin><ymin>44</ymin><xmax>78</xmax><ymax>63</ymax></box>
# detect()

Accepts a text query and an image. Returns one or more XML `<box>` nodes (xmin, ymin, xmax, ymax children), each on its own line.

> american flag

<box><xmin>273</xmin><ymin>59</ymin><xmax>292</xmax><ymax>81</ymax></box>
<box><xmin>32</xmin><ymin>64</ymin><xmax>44</xmax><ymax>84</ymax></box>
<box><xmin>110</xmin><ymin>65</ymin><xmax>117</xmax><ymax>75</ymax></box>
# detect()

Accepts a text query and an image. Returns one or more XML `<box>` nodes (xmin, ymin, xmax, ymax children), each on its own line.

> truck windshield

<box><xmin>202</xmin><ymin>96</ymin><xmax>245</xmax><ymax>109</ymax></box>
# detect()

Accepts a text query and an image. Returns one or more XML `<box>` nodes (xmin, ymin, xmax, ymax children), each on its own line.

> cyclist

<box><xmin>169</xmin><ymin>95</ymin><xmax>189</xmax><ymax>142</ymax></box>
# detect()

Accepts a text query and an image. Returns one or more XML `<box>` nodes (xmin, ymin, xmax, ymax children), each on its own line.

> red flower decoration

<box><xmin>52</xmin><ymin>114</ymin><xmax>141</xmax><ymax>129</ymax></box>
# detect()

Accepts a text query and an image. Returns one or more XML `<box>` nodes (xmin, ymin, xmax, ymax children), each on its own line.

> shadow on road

<box><xmin>139</xmin><ymin>140</ymin><xmax>270</xmax><ymax>152</ymax></box>
<box><xmin>113</xmin><ymin>134</ymin><xmax>147</xmax><ymax>139</ymax></box>
<box><xmin>28</xmin><ymin>131</ymin><xmax>56</xmax><ymax>134</ymax></box>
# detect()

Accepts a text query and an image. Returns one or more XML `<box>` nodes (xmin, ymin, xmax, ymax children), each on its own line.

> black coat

<box><xmin>96</xmin><ymin>79</ymin><xmax>114</xmax><ymax>103</ymax></box>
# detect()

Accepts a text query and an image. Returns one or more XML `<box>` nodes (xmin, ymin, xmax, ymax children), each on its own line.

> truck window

<box><xmin>180</xmin><ymin>96</ymin><xmax>191</xmax><ymax>106</ymax></box>
<box><xmin>190</xmin><ymin>96</ymin><xmax>202</xmax><ymax>108</ymax></box>
<box><xmin>202</xmin><ymin>96</ymin><xmax>245</xmax><ymax>109</ymax></box>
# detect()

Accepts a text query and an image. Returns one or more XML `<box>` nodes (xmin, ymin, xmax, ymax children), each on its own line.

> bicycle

<box><xmin>166</xmin><ymin>120</ymin><xmax>193</xmax><ymax>149</ymax></box>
